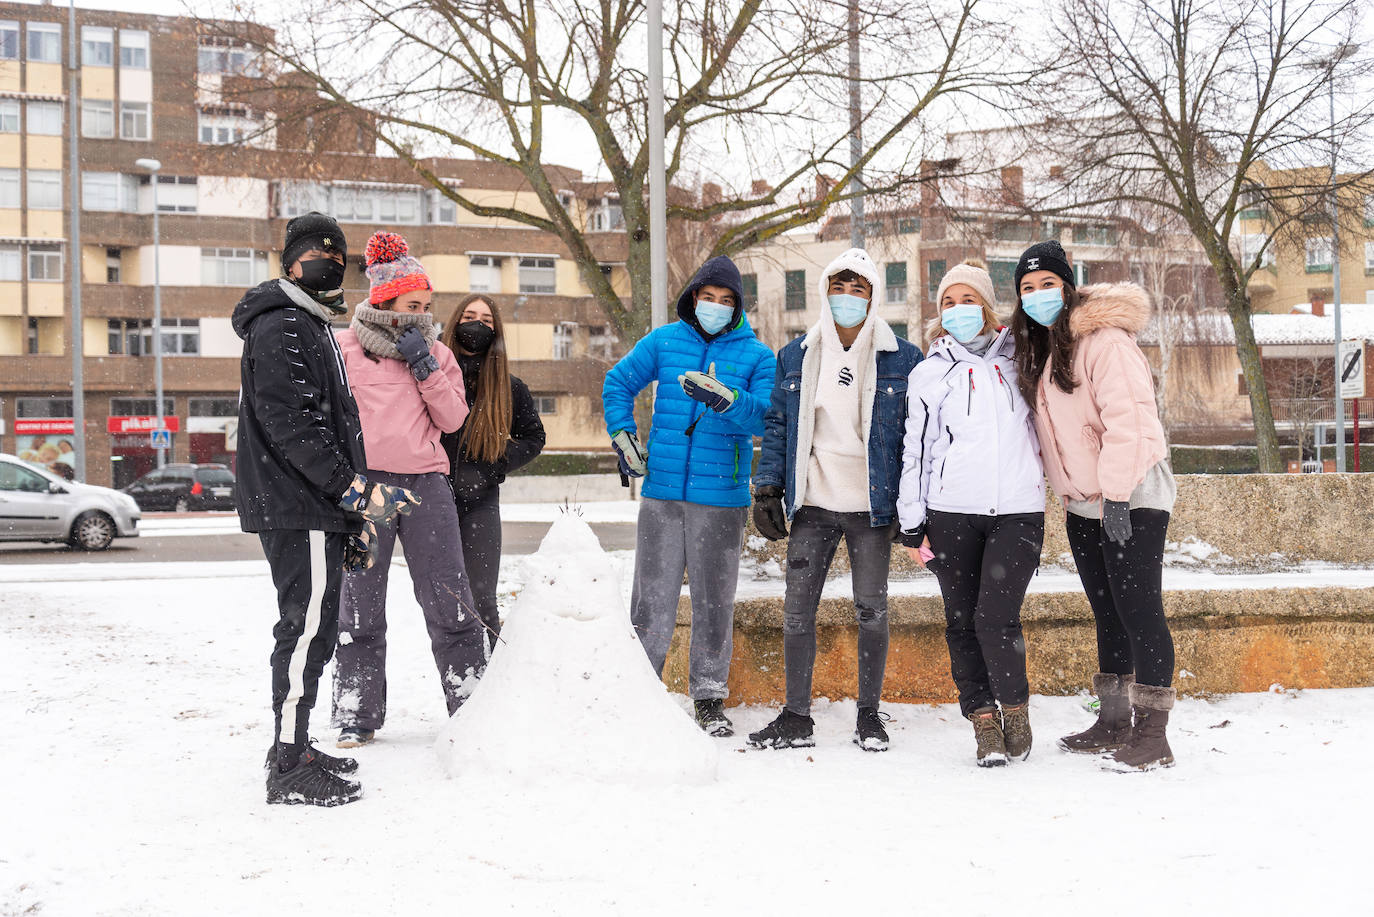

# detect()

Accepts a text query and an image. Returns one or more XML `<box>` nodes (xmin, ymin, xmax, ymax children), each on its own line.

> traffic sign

<box><xmin>150</xmin><ymin>429</ymin><xmax>171</xmax><ymax>449</ymax></box>
<box><xmin>1339</xmin><ymin>339</ymin><xmax>1365</xmax><ymax>399</ymax></box>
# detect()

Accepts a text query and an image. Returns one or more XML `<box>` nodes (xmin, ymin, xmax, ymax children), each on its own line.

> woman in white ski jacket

<box><xmin>896</xmin><ymin>260</ymin><xmax>1045</xmax><ymax>767</ymax></box>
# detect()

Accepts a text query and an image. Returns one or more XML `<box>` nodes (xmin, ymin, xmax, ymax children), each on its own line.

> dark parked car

<box><xmin>123</xmin><ymin>463</ymin><xmax>236</xmax><ymax>512</ymax></box>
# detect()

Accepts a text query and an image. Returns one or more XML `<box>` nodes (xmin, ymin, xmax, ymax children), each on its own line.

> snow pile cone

<box><xmin>436</xmin><ymin>514</ymin><xmax>718</xmax><ymax>785</ymax></box>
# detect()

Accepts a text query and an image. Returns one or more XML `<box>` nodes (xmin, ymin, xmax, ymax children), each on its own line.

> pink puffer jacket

<box><xmin>335</xmin><ymin>328</ymin><xmax>468</xmax><ymax>475</ymax></box>
<box><xmin>1033</xmin><ymin>282</ymin><xmax>1167</xmax><ymax>504</ymax></box>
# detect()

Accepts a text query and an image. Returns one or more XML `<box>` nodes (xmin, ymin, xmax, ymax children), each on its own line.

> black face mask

<box><xmin>295</xmin><ymin>257</ymin><xmax>346</xmax><ymax>294</ymax></box>
<box><xmin>454</xmin><ymin>320</ymin><xmax>496</xmax><ymax>354</ymax></box>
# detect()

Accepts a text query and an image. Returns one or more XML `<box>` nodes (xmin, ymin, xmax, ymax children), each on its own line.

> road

<box><xmin>0</xmin><ymin>513</ymin><xmax>637</xmax><ymax>565</ymax></box>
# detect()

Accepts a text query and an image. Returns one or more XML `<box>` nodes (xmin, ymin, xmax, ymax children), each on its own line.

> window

<box><xmin>590</xmin><ymin>198</ymin><xmax>623</xmax><ymax>232</ymax></box>
<box><xmin>81</xmin><ymin>100</ymin><xmax>114</xmax><ymax>138</ymax></box>
<box><xmin>119</xmin><ymin>30</ymin><xmax>149</xmax><ymax>69</ymax></box>
<box><xmin>0</xmin><ymin>169</ymin><xmax>16</xmax><ymax>208</ymax></box>
<box><xmin>106</xmin><ymin>248</ymin><xmax>121</xmax><ymax>283</ymax></box>
<box><xmin>277</xmin><ymin>180</ymin><xmax>329</xmax><ymax>218</ymax></box>
<box><xmin>552</xmin><ymin>322</ymin><xmax>575</xmax><ymax>359</ymax></box>
<box><xmin>197</xmin><ymin>111</ymin><xmax>267</xmax><ymax>147</ymax></box>
<box><xmin>430</xmin><ymin>189</ymin><xmax>457</xmax><ymax>224</ymax></box>
<box><xmin>27</xmin><ymin>23</ymin><xmax>61</xmax><ymax>63</ymax></box>
<box><xmin>533</xmin><ymin>394</ymin><xmax>558</xmax><ymax>415</ymax></box>
<box><xmin>1365</xmin><ymin>241</ymin><xmax>1374</xmax><ymax>272</ymax></box>
<box><xmin>189</xmin><ymin>398</ymin><xmax>238</xmax><ymax>417</ymax></box>
<box><xmin>83</xmin><ymin>172</ymin><xmax>138</xmax><ymax>212</ymax></box>
<box><xmin>993</xmin><ymin>222</ymin><xmax>1034</xmax><ymax>242</ymax></box>
<box><xmin>0</xmin><ymin>460</ymin><xmax>47</xmax><ymax>493</ymax></box>
<box><xmin>1306</xmin><ymin>236</ymin><xmax>1333</xmax><ymax>273</ymax></box>
<box><xmin>519</xmin><ymin>257</ymin><xmax>556</xmax><ymax>294</ymax></box>
<box><xmin>468</xmin><ymin>255</ymin><xmax>501</xmax><ymax>293</ymax></box>
<box><xmin>197</xmin><ymin>44</ymin><xmax>259</xmax><ymax>76</ymax></box>
<box><xmin>333</xmin><ymin>186</ymin><xmax>372</xmax><ymax>222</ymax></box>
<box><xmin>201</xmin><ymin>248</ymin><xmax>265</xmax><ymax>287</ymax></box>
<box><xmin>741</xmin><ymin>273</ymin><xmax>758</xmax><ymax>311</ymax></box>
<box><xmin>107</xmin><ymin>319</ymin><xmax>151</xmax><ymax>356</ymax></box>
<box><xmin>0</xmin><ymin>99</ymin><xmax>18</xmax><ymax>133</ymax></box>
<box><xmin>150</xmin><ymin>174</ymin><xmax>197</xmax><ymax>213</ymax></box>
<box><xmin>120</xmin><ymin>102</ymin><xmax>150</xmax><ymax>140</ymax></box>
<box><xmin>331</xmin><ymin>185</ymin><xmax>421</xmax><ymax>224</ymax></box>
<box><xmin>111</xmin><ymin>398</ymin><xmax>173</xmax><ymax>417</ymax></box>
<box><xmin>885</xmin><ymin>262</ymin><xmax>907</xmax><ymax>304</ymax></box>
<box><xmin>897</xmin><ymin>217</ymin><xmax>920</xmax><ymax>235</ymax></box>
<box><xmin>1240</xmin><ymin>234</ymin><xmax>1275</xmax><ymax>270</ymax></box>
<box><xmin>160</xmin><ymin>319</ymin><xmax>200</xmax><ymax>356</ymax></box>
<box><xmin>1238</xmin><ymin>183</ymin><xmax>1267</xmax><ymax>219</ymax></box>
<box><xmin>926</xmin><ymin>259</ymin><xmax>946</xmax><ymax>298</ymax></box>
<box><xmin>27</xmin><ymin>101</ymin><xmax>63</xmax><ymax>135</ymax></box>
<box><xmin>28</xmin><ymin>245</ymin><xmax>62</xmax><ymax>281</ymax></box>
<box><xmin>0</xmin><ymin>245</ymin><xmax>18</xmax><ymax>281</ymax></box>
<box><xmin>0</xmin><ymin>21</ymin><xmax>17</xmax><ymax>60</ymax></box>
<box><xmin>1072</xmin><ymin>224</ymin><xmax>1114</xmax><ymax>246</ymax></box>
<box><xmin>27</xmin><ymin>171</ymin><xmax>63</xmax><ymax>210</ymax></box>
<box><xmin>989</xmin><ymin>259</ymin><xmax>1018</xmax><ymax>304</ymax></box>
<box><xmin>81</xmin><ymin>26</ymin><xmax>113</xmax><ymax>66</ymax></box>
<box><xmin>890</xmin><ymin>323</ymin><xmax>908</xmax><ymax>340</ymax></box>
<box><xmin>784</xmin><ymin>269</ymin><xmax>806</xmax><ymax>311</ymax></box>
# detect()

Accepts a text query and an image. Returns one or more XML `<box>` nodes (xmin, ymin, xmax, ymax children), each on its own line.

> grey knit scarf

<box><xmin>350</xmin><ymin>302</ymin><xmax>438</xmax><ymax>360</ymax></box>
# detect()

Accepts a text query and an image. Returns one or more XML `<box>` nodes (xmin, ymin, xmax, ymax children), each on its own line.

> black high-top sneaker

<box><xmin>746</xmin><ymin>708</ymin><xmax>816</xmax><ymax>749</ymax></box>
<box><xmin>695</xmin><ymin>699</ymin><xmax>734</xmax><ymax>737</ymax></box>
<box><xmin>853</xmin><ymin>706</ymin><xmax>890</xmax><ymax>752</ymax></box>
<box><xmin>264</xmin><ymin>741</ymin><xmax>358</xmax><ymax>776</ymax></box>
<box><xmin>266</xmin><ymin>751</ymin><xmax>363</xmax><ymax>807</ymax></box>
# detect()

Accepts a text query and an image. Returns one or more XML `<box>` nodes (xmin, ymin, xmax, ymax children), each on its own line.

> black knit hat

<box><xmin>282</xmin><ymin>212</ymin><xmax>347</xmax><ymax>270</ymax></box>
<box><xmin>1014</xmin><ymin>240</ymin><xmax>1074</xmax><ymax>291</ymax></box>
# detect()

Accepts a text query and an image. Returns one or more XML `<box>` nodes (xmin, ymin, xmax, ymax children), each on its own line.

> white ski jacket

<box><xmin>896</xmin><ymin>327</ymin><xmax>1045</xmax><ymax>533</ymax></box>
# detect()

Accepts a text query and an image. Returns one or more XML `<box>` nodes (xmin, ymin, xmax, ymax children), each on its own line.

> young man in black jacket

<box><xmin>234</xmin><ymin>212</ymin><xmax>420</xmax><ymax>806</ymax></box>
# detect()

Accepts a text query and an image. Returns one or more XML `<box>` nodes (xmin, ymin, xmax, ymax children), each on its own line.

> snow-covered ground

<box><xmin>4</xmin><ymin>535</ymin><xmax>1366</xmax><ymax>915</ymax></box>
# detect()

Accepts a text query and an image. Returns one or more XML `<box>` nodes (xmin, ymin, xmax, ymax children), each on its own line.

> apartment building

<box><xmin>0</xmin><ymin>3</ymin><xmax>629</xmax><ymax>487</ymax></box>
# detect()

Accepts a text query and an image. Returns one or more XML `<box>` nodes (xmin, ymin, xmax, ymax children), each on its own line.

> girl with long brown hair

<box><xmin>441</xmin><ymin>293</ymin><xmax>547</xmax><ymax>652</ymax></box>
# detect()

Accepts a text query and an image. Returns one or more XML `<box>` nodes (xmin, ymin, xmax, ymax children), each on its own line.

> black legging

<box><xmin>456</xmin><ymin>483</ymin><xmax>503</xmax><ymax>652</ymax></box>
<box><xmin>1064</xmin><ymin>508</ymin><xmax>1174</xmax><ymax>688</ymax></box>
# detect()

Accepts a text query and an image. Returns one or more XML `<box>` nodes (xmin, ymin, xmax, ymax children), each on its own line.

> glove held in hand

<box><xmin>679</xmin><ymin>361</ymin><xmax>736</xmax><ymax>414</ymax></box>
<box><xmin>338</xmin><ymin>475</ymin><xmax>422</xmax><ymax>525</ymax></box>
<box><xmin>1102</xmin><ymin>499</ymin><xmax>1132</xmax><ymax>546</ymax></box>
<box><xmin>610</xmin><ymin>429</ymin><xmax>648</xmax><ymax>478</ymax></box>
<box><xmin>752</xmin><ymin>485</ymin><xmax>788</xmax><ymax>541</ymax></box>
<box><xmin>396</xmin><ymin>327</ymin><xmax>439</xmax><ymax>381</ymax></box>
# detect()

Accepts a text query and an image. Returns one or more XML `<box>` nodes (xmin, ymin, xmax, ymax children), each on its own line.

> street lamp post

<box><xmin>135</xmin><ymin>157</ymin><xmax>164</xmax><ymax>469</ymax></box>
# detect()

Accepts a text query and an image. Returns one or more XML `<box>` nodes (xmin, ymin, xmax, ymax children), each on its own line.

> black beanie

<box><xmin>282</xmin><ymin>212</ymin><xmax>347</xmax><ymax>270</ymax></box>
<box><xmin>1014</xmin><ymin>240</ymin><xmax>1074</xmax><ymax>291</ymax></box>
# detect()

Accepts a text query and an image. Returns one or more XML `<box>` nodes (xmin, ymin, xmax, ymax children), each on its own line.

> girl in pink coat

<box><xmin>1010</xmin><ymin>240</ymin><xmax>1177</xmax><ymax>771</ymax></box>
<box><xmin>330</xmin><ymin>231</ymin><xmax>486</xmax><ymax>748</ymax></box>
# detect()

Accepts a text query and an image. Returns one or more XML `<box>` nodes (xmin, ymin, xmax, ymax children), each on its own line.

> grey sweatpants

<box><xmin>782</xmin><ymin>505</ymin><xmax>891</xmax><ymax>716</ymax></box>
<box><xmin>331</xmin><ymin>470</ymin><xmax>486</xmax><ymax>730</ymax></box>
<box><xmin>630</xmin><ymin>496</ymin><xmax>746</xmax><ymax>700</ymax></box>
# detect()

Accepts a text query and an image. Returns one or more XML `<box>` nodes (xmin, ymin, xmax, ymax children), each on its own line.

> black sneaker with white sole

<box><xmin>746</xmin><ymin>708</ymin><xmax>816</xmax><ymax>749</ymax></box>
<box><xmin>264</xmin><ymin>742</ymin><xmax>358</xmax><ymax>776</ymax></box>
<box><xmin>854</xmin><ymin>706</ymin><xmax>890</xmax><ymax>752</ymax></box>
<box><xmin>265</xmin><ymin>752</ymin><xmax>363</xmax><ymax>807</ymax></box>
<box><xmin>695</xmin><ymin>699</ymin><xmax>734</xmax><ymax>737</ymax></box>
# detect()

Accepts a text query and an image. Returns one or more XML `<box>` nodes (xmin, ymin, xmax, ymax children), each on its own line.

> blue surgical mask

<box><xmin>1021</xmin><ymin>287</ymin><xmax>1065</xmax><ymax>327</ymax></box>
<box><xmin>941</xmin><ymin>305</ymin><xmax>985</xmax><ymax>343</ymax></box>
<box><xmin>695</xmin><ymin>301</ymin><xmax>734</xmax><ymax>335</ymax></box>
<box><xmin>828</xmin><ymin>293</ymin><xmax>869</xmax><ymax>329</ymax></box>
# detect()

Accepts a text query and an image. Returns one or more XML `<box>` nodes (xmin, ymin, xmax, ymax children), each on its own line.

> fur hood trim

<box><xmin>1070</xmin><ymin>282</ymin><xmax>1152</xmax><ymax>339</ymax></box>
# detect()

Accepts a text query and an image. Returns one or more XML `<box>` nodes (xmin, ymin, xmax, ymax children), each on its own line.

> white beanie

<box><xmin>935</xmin><ymin>260</ymin><xmax>998</xmax><ymax>311</ymax></box>
<box><xmin>817</xmin><ymin>247</ymin><xmax>883</xmax><ymax>310</ymax></box>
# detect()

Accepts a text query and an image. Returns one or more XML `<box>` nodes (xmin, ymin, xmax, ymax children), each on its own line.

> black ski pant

<box><xmin>260</xmin><ymin>528</ymin><xmax>347</xmax><ymax>755</ymax></box>
<box><xmin>926</xmin><ymin>510</ymin><xmax>1043</xmax><ymax>717</ymax></box>
<box><xmin>1065</xmin><ymin>508</ymin><xmax>1174</xmax><ymax>688</ymax></box>
<box><xmin>456</xmin><ymin>482</ymin><xmax>503</xmax><ymax>652</ymax></box>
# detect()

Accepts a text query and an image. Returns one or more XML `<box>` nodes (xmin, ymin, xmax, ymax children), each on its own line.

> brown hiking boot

<box><xmin>968</xmin><ymin>707</ymin><xmax>1007</xmax><ymax>767</ymax></box>
<box><xmin>1108</xmin><ymin>684</ymin><xmax>1176</xmax><ymax>771</ymax></box>
<box><xmin>1001</xmin><ymin>702</ymin><xmax>1032</xmax><ymax>760</ymax></box>
<box><xmin>1058</xmin><ymin>673</ymin><xmax>1134</xmax><ymax>754</ymax></box>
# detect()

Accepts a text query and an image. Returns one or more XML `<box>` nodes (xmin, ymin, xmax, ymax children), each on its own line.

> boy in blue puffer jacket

<box><xmin>602</xmin><ymin>255</ymin><xmax>776</xmax><ymax>737</ymax></box>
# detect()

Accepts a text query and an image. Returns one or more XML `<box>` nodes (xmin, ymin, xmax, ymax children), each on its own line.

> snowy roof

<box><xmin>1139</xmin><ymin>305</ymin><xmax>1374</xmax><ymax>346</ymax></box>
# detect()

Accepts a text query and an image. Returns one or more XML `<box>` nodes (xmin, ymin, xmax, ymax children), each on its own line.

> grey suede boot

<box><xmin>969</xmin><ymin>707</ymin><xmax>1008</xmax><ymax>767</ymax></box>
<box><xmin>1001</xmin><ymin>702</ymin><xmax>1032</xmax><ymax>760</ymax></box>
<box><xmin>1058</xmin><ymin>673</ymin><xmax>1134</xmax><ymax>754</ymax></box>
<box><xmin>1109</xmin><ymin>683</ymin><xmax>1176</xmax><ymax>771</ymax></box>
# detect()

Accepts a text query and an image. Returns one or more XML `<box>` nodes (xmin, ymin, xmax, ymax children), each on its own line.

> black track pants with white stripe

<box><xmin>259</xmin><ymin>529</ymin><xmax>347</xmax><ymax>749</ymax></box>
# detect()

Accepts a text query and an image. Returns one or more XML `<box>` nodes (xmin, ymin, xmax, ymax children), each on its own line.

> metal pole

<box><xmin>1331</xmin><ymin>75</ymin><xmax>1345</xmax><ymax>472</ymax></box>
<box><xmin>67</xmin><ymin>0</ymin><xmax>84</xmax><ymax>481</ymax></box>
<box><xmin>848</xmin><ymin>0</ymin><xmax>864</xmax><ymax>250</ymax></box>
<box><xmin>647</xmin><ymin>0</ymin><xmax>667</xmax><ymax>329</ymax></box>
<box><xmin>152</xmin><ymin>174</ymin><xmax>164</xmax><ymax>468</ymax></box>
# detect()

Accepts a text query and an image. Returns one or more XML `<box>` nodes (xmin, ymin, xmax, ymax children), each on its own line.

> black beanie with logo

<box><xmin>282</xmin><ymin>211</ymin><xmax>347</xmax><ymax>271</ymax></box>
<box><xmin>1014</xmin><ymin>239</ymin><xmax>1075</xmax><ymax>290</ymax></box>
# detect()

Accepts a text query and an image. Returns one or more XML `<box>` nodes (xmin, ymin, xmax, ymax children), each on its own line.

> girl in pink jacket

<box><xmin>1011</xmin><ymin>240</ymin><xmax>1177</xmax><ymax>772</ymax></box>
<box><xmin>330</xmin><ymin>231</ymin><xmax>486</xmax><ymax>748</ymax></box>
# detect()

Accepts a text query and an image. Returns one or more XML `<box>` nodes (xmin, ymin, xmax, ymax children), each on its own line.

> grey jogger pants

<box><xmin>331</xmin><ymin>470</ymin><xmax>486</xmax><ymax>730</ymax></box>
<box><xmin>629</xmin><ymin>496</ymin><xmax>746</xmax><ymax>701</ymax></box>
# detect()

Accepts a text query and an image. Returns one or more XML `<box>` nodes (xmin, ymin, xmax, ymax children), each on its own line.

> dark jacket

<box><xmin>232</xmin><ymin>279</ymin><xmax>366</xmax><ymax>533</ymax></box>
<box><xmin>441</xmin><ymin>354</ymin><xmax>547</xmax><ymax>501</ymax></box>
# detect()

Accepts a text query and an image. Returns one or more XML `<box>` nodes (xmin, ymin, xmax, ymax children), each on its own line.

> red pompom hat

<box><xmin>363</xmin><ymin>231</ymin><xmax>432</xmax><ymax>305</ymax></box>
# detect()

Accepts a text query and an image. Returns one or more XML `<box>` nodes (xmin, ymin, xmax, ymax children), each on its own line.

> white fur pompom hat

<box><xmin>817</xmin><ymin>247</ymin><xmax>882</xmax><ymax>310</ymax></box>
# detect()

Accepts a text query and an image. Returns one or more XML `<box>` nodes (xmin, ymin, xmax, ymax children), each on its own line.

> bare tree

<box><xmin>1038</xmin><ymin>0</ymin><xmax>1374</xmax><ymax>472</ymax></box>
<box><xmin>215</xmin><ymin>0</ymin><xmax>1014</xmax><ymax>343</ymax></box>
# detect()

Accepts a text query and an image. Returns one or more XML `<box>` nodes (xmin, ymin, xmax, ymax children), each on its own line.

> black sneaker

<box><xmin>265</xmin><ymin>752</ymin><xmax>363</xmax><ymax>807</ymax></box>
<box><xmin>694</xmin><ymin>699</ymin><xmax>734</xmax><ymax>737</ymax></box>
<box><xmin>854</xmin><ymin>706</ymin><xmax>890</xmax><ymax>752</ymax></box>
<box><xmin>336</xmin><ymin>727</ymin><xmax>376</xmax><ymax>749</ymax></box>
<box><xmin>746</xmin><ymin>709</ymin><xmax>815</xmax><ymax>749</ymax></box>
<box><xmin>264</xmin><ymin>742</ymin><xmax>358</xmax><ymax>776</ymax></box>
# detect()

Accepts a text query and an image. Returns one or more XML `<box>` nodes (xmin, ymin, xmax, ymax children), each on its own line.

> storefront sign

<box><xmin>15</xmin><ymin>418</ymin><xmax>75</xmax><ymax>435</ymax></box>
<box><xmin>107</xmin><ymin>415</ymin><xmax>181</xmax><ymax>434</ymax></box>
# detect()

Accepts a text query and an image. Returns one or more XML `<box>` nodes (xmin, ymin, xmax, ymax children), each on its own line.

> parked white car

<box><xmin>0</xmin><ymin>453</ymin><xmax>141</xmax><ymax>550</ymax></box>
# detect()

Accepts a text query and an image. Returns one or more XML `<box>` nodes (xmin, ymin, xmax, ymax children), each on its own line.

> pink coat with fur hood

<box><xmin>1033</xmin><ymin>282</ymin><xmax>1167</xmax><ymax>504</ymax></box>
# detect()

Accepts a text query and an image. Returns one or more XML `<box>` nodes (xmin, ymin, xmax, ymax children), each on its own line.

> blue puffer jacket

<box><xmin>602</xmin><ymin>257</ymin><xmax>777</xmax><ymax>508</ymax></box>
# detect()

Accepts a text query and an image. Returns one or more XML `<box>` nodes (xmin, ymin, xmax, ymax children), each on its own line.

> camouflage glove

<box><xmin>338</xmin><ymin>475</ymin><xmax>421</xmax><ymax>525</ymax></box>
<box><xmin>343</xmin><ymin>519</ymin><xmax>380</xmax><ymax>572</ymax></box>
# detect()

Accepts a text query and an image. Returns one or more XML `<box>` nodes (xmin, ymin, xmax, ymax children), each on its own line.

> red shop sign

<box><xmin>14</xmin><ymin>418</ymin><xmax>75</xmax><ymax>435</ymax></box>
<box><xmin>106</xmin><ymin>415</ymin><xmax>181</xmax><ymax>434</ymax></box>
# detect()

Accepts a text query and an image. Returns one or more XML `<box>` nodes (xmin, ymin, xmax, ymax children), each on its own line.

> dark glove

<box><xmin>343</xmin><ymin>519</ymin><xmax>380</xmax><ymax>571</ymax></box>
<box><xmin>610</xmin><ymin>429</ymin><xmax>648</xmax><ymax>479</ymax></box>
<box><xmin>396</xmin><ymin>326</ymin><xmax>440</xmax><ymax>382</ymax></box>
<box><xmin>752</xmin><ymin>485</ymin><xmax>788</xmax><ymax>541</ymax></box>
<box><xmin>1103</xmin><ymin>499</ymin><xmax>1132</xmax><ymax>546</ymax></box>
<box><xmin>679</xmin><ymin>362</ymin><xmax>736</xmax><ymax>414</ymax></box>
<box><xmin>338</xmin><ymin>474</ymin><xmax>422</xmax><ymax>525</ymax></box>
